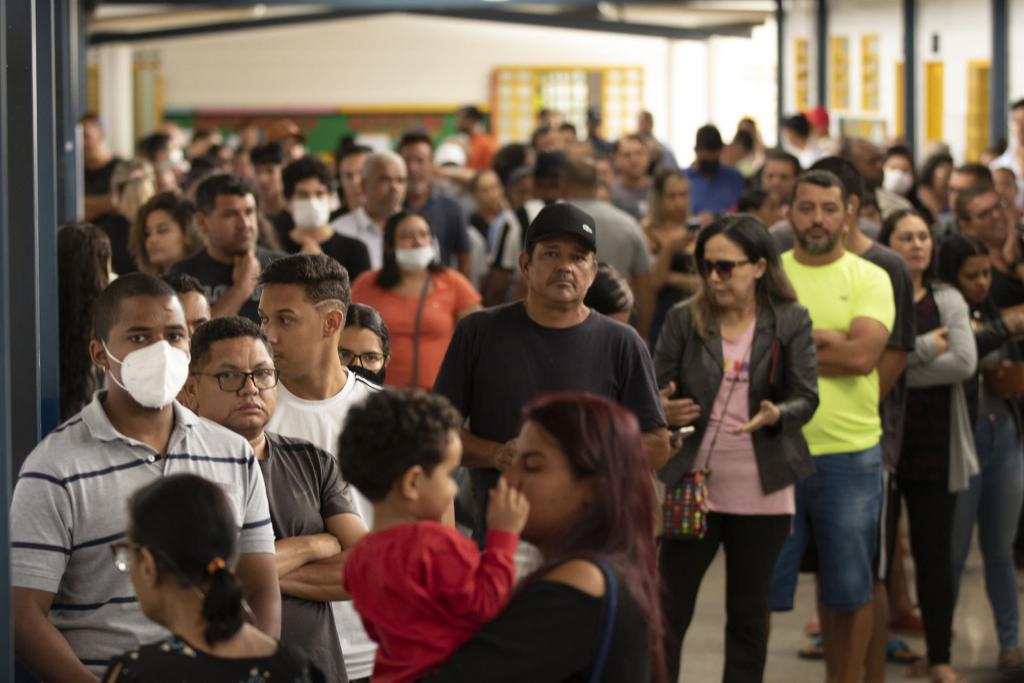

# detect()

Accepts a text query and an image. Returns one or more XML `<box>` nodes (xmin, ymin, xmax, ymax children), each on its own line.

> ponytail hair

<box><xmin>127</xmin><ymin>473</ymin><xmax>245</xmax><ymax>646</ymax></box>
<box><xmin>201</xmin><ymin>564</ymin><xmax>245</xmax><ymax>645</ymax></box>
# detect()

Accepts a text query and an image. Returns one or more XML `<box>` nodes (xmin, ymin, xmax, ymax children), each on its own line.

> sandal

<box><xmin>890</xmin><ymin>611</ymin><xmax>925</xmax><ymax>634</ymax></box>
<box><xmin>798</xmin><ymin>636</ymin><xmax>825</xmax><ymax>661</ymax></box>
<box><xmin>928</xmin><ymin>664</ymin><xmax>967</xmax><ymax>683</ymax></box>
<box><xmin>999</xmin><ymin>647</ymin><xmax>1023</xmax><ymax>672</ymax></box>
<box><xmin>804</xmin><ymin>619</ymin><xmax>820</xmax><ymax>638</ymax></box>
<box><xmin>886</xmin><ymin>640</ymin><xmax>923</xmax><ymax>664</ymax></box>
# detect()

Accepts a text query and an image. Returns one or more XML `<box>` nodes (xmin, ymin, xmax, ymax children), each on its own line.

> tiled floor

<box><xmin>677</xmin><ymin>531</ymin><xmax>1010</xmax><ymax>682</ymax></box>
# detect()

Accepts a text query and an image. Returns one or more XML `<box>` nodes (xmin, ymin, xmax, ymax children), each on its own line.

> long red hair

<box><xmin>521</xmin><ymin>391</ymin><xmax>666</xmax><ymax>683</ymax></box>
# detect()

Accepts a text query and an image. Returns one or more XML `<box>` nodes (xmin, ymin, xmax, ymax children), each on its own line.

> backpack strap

<box><xmin>588</xmin><ymin>559</ymin><xmax>619</xmax><ymax>683</ymax></box>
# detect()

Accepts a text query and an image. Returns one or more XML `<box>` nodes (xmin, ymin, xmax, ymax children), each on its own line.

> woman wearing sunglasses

<box><xmin>653</xmin><ymin>214</ymin><xmax>818</xmax><ymax>682</ymax></box>
<box><xmin>103</xmin><ymin>474</ymin><xmax>323</xmax><ymax>683</ymax></box>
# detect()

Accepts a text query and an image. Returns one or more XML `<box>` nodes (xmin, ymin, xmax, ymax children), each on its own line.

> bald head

<box><xmin>841</xmin><ymin>138</ymin><xmax>883</xmax><ymax>190</ymax></box>
<box><xmin>362</xmin><ymin>152</ymin><xmax>407</xmax><ymax>218</ymax></box>
<box><xmin>561</xmin><ymin>158</ymin><xmax>600</xmax><ymax>198</ymax></box>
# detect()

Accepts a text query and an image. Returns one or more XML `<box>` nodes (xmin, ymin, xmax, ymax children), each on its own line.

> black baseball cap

<box><xmin>524</xmin><ymin>202</ymin><xmax>597</xmax><ymax>253</ymax></box>
<box><xmin>695</xmin><ymin>124</ymin><xmax>724</xmax><ymax>150</ymax></box>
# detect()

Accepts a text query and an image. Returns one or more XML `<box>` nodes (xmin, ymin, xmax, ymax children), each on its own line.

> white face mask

<box><xmin>394</xmin><ymin>245</ymin><xmax>436</xmax><ymax>271</ymax></box>
<box><xmin>291</xmin><ymin>197</ymin><xmax>331</xmax><ymax>230</ymax></box>
<box><xmin>103</xmin><ymin>340</ymin><xmax>190</xmax><ymax>409</ymax></box>
<box><xmin>883</xmin><ymin>168</ymin><xmax>914</xmax><ymax>196</ymax></box>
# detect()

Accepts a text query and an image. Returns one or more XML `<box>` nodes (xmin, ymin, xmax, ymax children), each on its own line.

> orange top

<box><xmin>467</xmin><ymin>133</ymin><xmax>499</xmax><ymax>171</ymax></box>
<box><xmin>351</xmin><ymin>268</ymin><xmax>481</xmax><ymax>390</ymax></box>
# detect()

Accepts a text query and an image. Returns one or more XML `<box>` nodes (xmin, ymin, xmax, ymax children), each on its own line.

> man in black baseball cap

<box><xmin>523</xmin><ymin>201</ymin><xmax>597</xmax><ymax>254</ymax></box>
<box><xmin>434</xmin><ymin>199</ymin><xmax>669</xmax><ymax>541</ymax></box>
<box><xmin>685</xmin><ymin>123</ymin><xmax>746</xmax><ymax>219</ymax></box>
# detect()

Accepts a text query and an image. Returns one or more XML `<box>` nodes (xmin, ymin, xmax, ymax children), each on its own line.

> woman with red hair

<box><xmin>420</xmin><ymin>392</ymin><xmax>666</xmax><ymax>683</ymax></box>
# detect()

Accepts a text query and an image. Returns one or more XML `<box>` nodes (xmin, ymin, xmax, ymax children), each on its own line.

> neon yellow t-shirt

<box><xmin>782</xmin><ymin>250</ymin><xmax>895</xmax><ymax>455</ymax></box>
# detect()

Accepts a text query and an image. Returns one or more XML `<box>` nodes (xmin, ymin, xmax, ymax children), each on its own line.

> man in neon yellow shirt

<box><xmin>768</xmin><ymin>170</ymin><xmax>894</xmax><ymax>683</ymax></box>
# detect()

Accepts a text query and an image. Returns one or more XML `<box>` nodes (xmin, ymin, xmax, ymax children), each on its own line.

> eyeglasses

<box><xmin>699</xmin><ymin>258</ymin><xmax>750</xmax><ymax>279</ymax></box>
<box><xmin>192</xmin><ymin>369</ymin><xmax>280</xmax><ymax>392</ymax></box>
<box><xmin>973</xmin><ymin>200</ymin><xmax>1007</xmax><ymax>222</ymax></box>
<box><xmin>339</xmin><ymin>349</ymin><xmax>386</xmax><ymax>367</ymax></box>
<box><xmin>111</xmin><ymin>541</ymin><xmax>142</xmax><ymax>573</ymax></box>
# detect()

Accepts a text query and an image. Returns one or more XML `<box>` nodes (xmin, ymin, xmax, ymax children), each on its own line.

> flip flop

<box><xmin>798</xmin><ymin>636</ymin><xmax>825</xmax><ymax>661</ymax></box>
<box><xmin>887</xmin><ymin>640</ymin><xmax>923</xmax><ymax>664</ymax></box>
<box><xmin>890</xmin><ymin>612</ymin><xmax>925</xmax><ymax>634</ymax></box>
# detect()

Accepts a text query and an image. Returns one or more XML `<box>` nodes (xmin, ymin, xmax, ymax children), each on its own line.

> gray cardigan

<box><xmin>653</xmin><ymin>300</ymin><xmax>819</xmax><ymax>494</ymax></box>
<box><xmin>905</xmin><ymin>283</ymin><xmax>979</xmax><ymax>492</ymax></box>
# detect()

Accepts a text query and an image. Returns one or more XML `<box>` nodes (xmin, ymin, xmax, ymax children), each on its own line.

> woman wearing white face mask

<box><xmin>351</xmin><ymin>210</ymin><xmax>481</xmax><ymax>389</ymax></box>
<box><xmin>884</xmin><ymin>145</ymin><xmax>937</xmax><ymax>225</ymax></box>
<box><xmin>281</xmin><ymin>156</ymin><xmax>372</xmax><ymax>282</ymax></box>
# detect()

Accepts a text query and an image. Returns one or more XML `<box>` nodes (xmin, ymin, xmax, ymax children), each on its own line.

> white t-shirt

<box><xmin>265</xmin><ymin>369</ymin><xmax>379</xmax><ymax>680</ymax></box>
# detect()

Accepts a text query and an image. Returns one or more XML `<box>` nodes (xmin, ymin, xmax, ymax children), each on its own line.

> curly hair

<box><xmin>58</xmin><ymin>223</ymin><xmax>111</xmax><ymax>419</ymax></box>
<box><xmin>131</xmin><ymin>191</ymin><xmax>202</xmax><ymax>274</ymax></box>
<box><xmin>337</xmin><ymin>388</ymin><xmax>462</xmax><ymax>500</ymax></box>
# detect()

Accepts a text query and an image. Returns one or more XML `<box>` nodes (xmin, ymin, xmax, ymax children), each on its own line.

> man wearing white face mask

<box><xmin>10</xmin><ymin>274</ymin><xmax>281</xmax><ymax>683</ymax></box>
<box><xmin>280</xmin><ymin>156</ymin><xmax>371</xmax><ymax>283</ymax></box>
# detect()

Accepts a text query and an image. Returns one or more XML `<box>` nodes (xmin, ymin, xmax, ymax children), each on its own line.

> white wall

<box><xmin>781</xmin><ymin>0</ymin><xmax>1015</xmax><ymax>163</ymax></box>
<box><xmin>90</xmin><ymin>12</ymin><xmax>778</xmax><ymax>167</ymax></box>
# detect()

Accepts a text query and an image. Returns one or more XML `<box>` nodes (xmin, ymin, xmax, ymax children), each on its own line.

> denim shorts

<box><xmin>769</xmin><ymin>444</ymin><xmax>883</xmax><ymax>612</ymax></box>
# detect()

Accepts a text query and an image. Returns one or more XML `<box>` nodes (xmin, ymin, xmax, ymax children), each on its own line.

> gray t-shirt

<box><xmin>569</xmin><ymin>198</ymin><xmax>652</xmax><ymax>278</ymax></box>
<box><xmin>609</xmin><ymin>180</ymin><xmax>651</xmax><ymax>222</ymax></box>
<box><xmin>260</xmin><ymin>432</ymin><xmax>357</xmax><ymax>683</ymax></box>
<box><xmin>861</xmin><ymin>243</ymin><xmax>916</xmax><ymax>471</ymax></box>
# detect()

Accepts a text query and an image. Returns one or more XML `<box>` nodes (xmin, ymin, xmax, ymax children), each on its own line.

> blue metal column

<box><xmin>903</xmin><ymin>0</ymin><xmax>917</xmax><ymax>156</ymax></box>
<box><xmin>0</xmin><ymin>0</ymin><xmax>13</xmax><ymax>677</ymax></box>
<box><xmin>815</xmin><ymin>0</ymin><xmax>827</xmax><ymax>108</ymax></box>
<box><xmin>56</xmin><ymin>0</ymin><xmax>85</xmax><ymax>224</ymax></box>
<box><xmin>991</xmin><ymin>0</ymin><xmax>1008</xmax><ymax>146</ymax></box>
<box><xmin>776</xmin><ymin>0</ymin><xmax>785</xmax><ymax>146</ymax></box>
<box><xmin>6</xmin><ymin>0</ymin><xmax>61</xmax><ymax>474</ymax></box>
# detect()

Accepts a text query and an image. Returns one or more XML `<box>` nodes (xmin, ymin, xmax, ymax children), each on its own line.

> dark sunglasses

<box><xmin>699</xmin><ymin>258</ymin><xmax>750</xmax><ymax>279</ymax></box>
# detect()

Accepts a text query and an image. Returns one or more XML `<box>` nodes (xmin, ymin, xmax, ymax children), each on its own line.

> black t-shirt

<box><xmin>861</xmin><ymin>244</ymin><xmax>916</xmax><ymax>471</ymax></box>
<box><xmin>103</xmin><ymin>635</ymin><xmax>324</xmax><ymax>683</ymax></box>
<box><xmin>84</xmin><ymin>158</ymin><xmax>121</xmax><ymax>197</ymax></box>
<box><xmin>990</xmin><ymin>266</ymin><xmax>1024</xmax><ymax>310</ymax></box>
<box><xmin>280</xmin><ymin>230</ymin><xmax>371</xmax><ymax>283</ymax></box>
<box><xmin>260</xmin><ymin>432</ymin><xmax>357</xmax><ymax>683</ymax></box>
<box><xmin>93</xmin><ymin>212</ymin><xmax>138</xmax><ymax>276</ymax></box>
<box><xmin>433</xmin><ymin>302</ymin><xmax>665</xmax><ymax>532</ymax></box>
<box><xmin>418</xmin><ymin>571</ymin><xmax>649</xmax><ymax>683</ymax></box>
<box><xmin>169</xmin><ymin>246</ymin><xmax>284</xmax><ymax>322</ymax></box>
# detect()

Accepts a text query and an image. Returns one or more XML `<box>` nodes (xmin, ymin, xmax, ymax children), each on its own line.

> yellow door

<box><xmin>925</xmin><ymin>61</ymin><xmax>944</xmax><ymax>143</ymax></box>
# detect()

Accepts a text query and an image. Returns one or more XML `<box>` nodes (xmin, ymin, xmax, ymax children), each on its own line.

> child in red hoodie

<box><xmin>339</xmin><ymin>388</ymin><xmax>529</xmax><ymax>683</ymax></box>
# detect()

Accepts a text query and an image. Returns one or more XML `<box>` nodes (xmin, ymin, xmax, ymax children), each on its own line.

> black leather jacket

<box><xmin>653</xmin><ymin>300</ymin><xmax>819</xmax><ymax>494</ymax></box>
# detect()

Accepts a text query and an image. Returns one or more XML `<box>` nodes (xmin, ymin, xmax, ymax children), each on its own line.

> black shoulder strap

<box><xmin>589</xmin><ymin>559</ymin><xmax>619</xmax><ymax>683</ymax></box>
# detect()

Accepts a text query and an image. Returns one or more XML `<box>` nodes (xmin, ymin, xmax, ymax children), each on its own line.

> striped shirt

<box><xmin>11</xmin><ymin>394</ymin><xmax>275</xmax><ymax>673</ymax></box>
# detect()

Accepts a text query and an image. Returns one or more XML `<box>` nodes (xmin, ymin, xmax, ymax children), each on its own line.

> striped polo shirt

<box><xmin>11</xmin><ymin>393</ymin><xmax>275</xmax><ymax>674</ymax></box>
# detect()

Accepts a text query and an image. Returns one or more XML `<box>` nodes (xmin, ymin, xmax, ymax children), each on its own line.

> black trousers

<box><xmin>660</xmin><ymin>512</ymin><xmax>791</xmax><ymax>683</ymax></box>
<box><xmin>898</xmin><ymin>479</ymin><xmax>957</xmax><ymax>666</ymax></box>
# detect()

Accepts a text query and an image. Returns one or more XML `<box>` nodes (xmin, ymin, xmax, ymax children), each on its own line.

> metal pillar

<box><xmin>0</xmin><ymin>0</ymin><xmax>12</xmax><ymax>676</ymax></box>
<box><xmin>776</xmin><ymin>0</ymin><xmax>785</xmax><ymax>146</ymax></box>
<box><xmin>56</xmin><ymin>0</ymin><xmax>85</xmax><ymax>223</ymax></box>
<box><xmin>991</xmin><ymin>0</ymin><xmax>1008</xmax><ymax>146</ymax></box>
<box><xmin>5</xmin><ymin>0</ymin><xmax>63</xmax><ymax>473</ymax></box>
<box><xmin>903</xmin><ymin>0</ymin><xmax>917</xmax><ymax>156</ymax></box>
<box><xmin>815</xmin><ymin>0</ymin><xmax>827</xmax><ymax>108</ymax></box>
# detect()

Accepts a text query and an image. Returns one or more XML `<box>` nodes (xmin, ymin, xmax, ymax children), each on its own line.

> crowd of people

<box><xmin>13</xmin><ymin>95</ymin><xmax>1024</xmax><ymax>683</ymax></box>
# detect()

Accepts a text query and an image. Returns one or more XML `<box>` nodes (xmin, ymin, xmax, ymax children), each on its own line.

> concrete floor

<box><xmin>676</xmin><ymin>531</ymin><xmax>1010</xmax><ymax>683</ymax></box>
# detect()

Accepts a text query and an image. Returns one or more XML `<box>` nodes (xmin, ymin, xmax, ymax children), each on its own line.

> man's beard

<box><xmin>794</xmin><ymin>224</ymin><xmax>840</xmax><ymax>255</ymax></box>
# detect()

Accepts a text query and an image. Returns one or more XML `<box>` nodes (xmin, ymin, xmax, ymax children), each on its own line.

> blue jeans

<box><xmin>769</xmin><ymin>444</ymin><xmax>882</xmax><ymax>612</ymax></box>
<box><xmin>951</xmin><ymin>413</ymin><xmax>1024</xmax><ymax>649</ymax></box>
